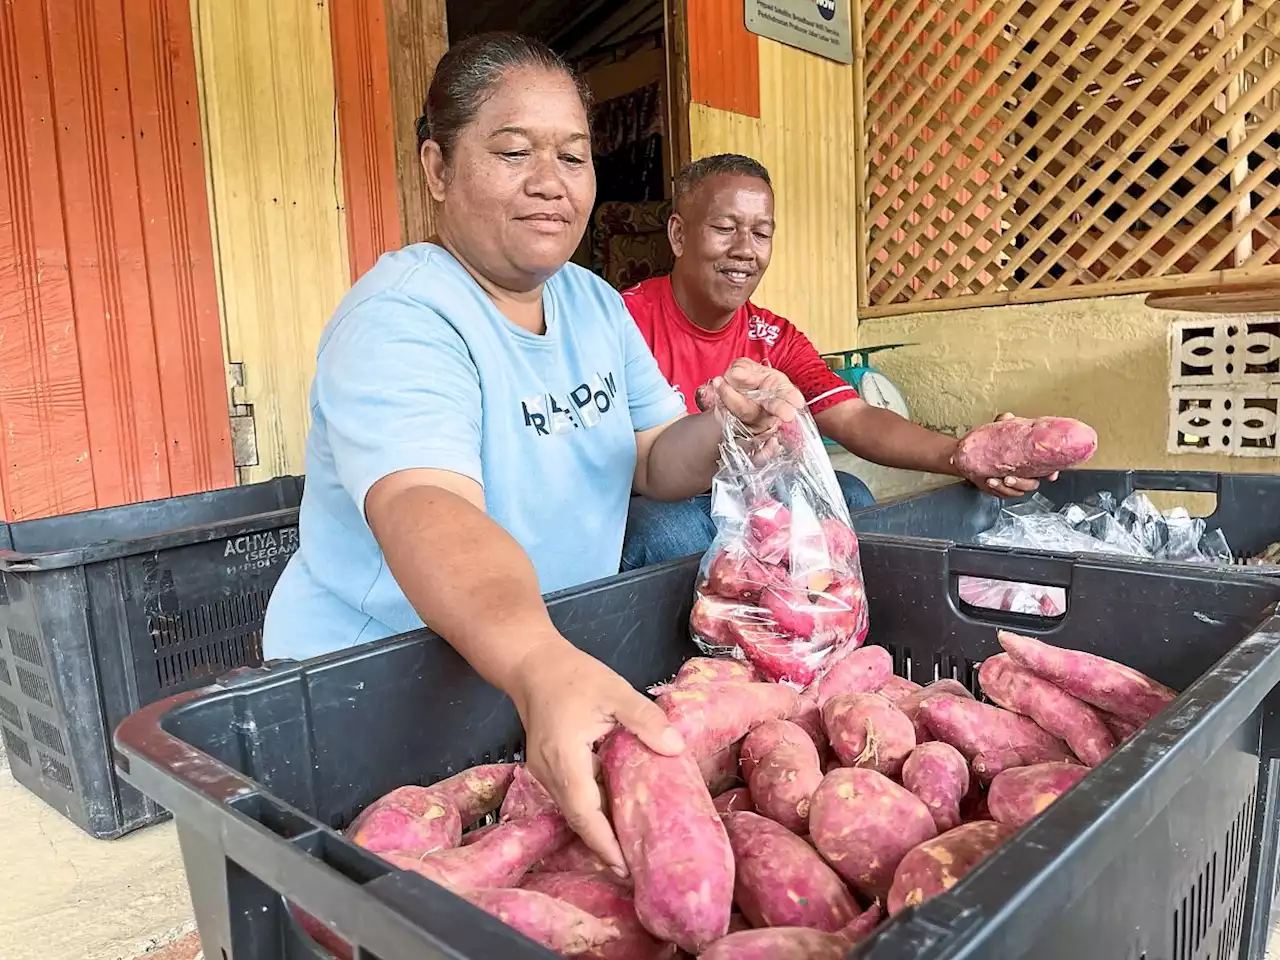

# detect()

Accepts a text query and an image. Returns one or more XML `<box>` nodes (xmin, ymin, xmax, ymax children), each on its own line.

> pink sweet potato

<box><xmin>713</xmin><ymin>787</ymin><xmax>755</xmax><ymax>814</ymax></box>
<box><xmin>740</xmin><ymin>720</ymin><xmax>813</xmax><ymax>782</ymax></box>
<box><xmin>841</xmin><ymin>904</ymin><xmax>885</xmax><ymax>945</ymax></box>
<box><xmin>809</xmin><ymin>768</ymin><xmax>937</xmax><ymax>898</ymax></box>
<box><xmin>347</xmin><ymin>798</ymin><xmax>462</xmax><ymax>856</ymax></box>
<box><xmin>997</xmin><ymin>631</ymin><xmax>1177</xmax><ymax>724</ymax></box>
<box><xmin>897</xmin><ymin>679</ymin><xmax>975</xmax><ymax>742</ymax></box>
<box><xmin>822</xmin><ymin>692</ymin><xmax>916</xmax><ymax>778</ymax></box>
<box><xmin>1102</xmin><ymin>713</ymin><xmax>1141</xmax><ymax>742</ymax></box>
<box><xmin>665</xmin><ymin>656</ymin><xmax>761</xmax><ymax>690</ymax></box>
<box><xmin>521</xmin><ymin>873</ymin><xmax>675</xmax><ymax>960</ymax></box>
<box><xmin>723</xmin><ymin>811</ymin><xmax>859</xmax><ymax>931</ymax></box>
<box><xmin>427</xmin><ymin>763</ymin><xmax>518</xmax><ymax>822</ymax></box>
<box><xmin>807</xmin><ymin>645</ymin><xmax>894</xmax><ymax>705</ymax></box>
<box><xmin>732</xmin><ymin>620</ymin><xmax>820</xmax><ymax>685</ymax></box>
<box><xmin>385</xmin><ymin>811</ymin><xmax>570</xmax><ymax>890</ymax></box>
<box><xmin>987</xmin><ymin>761</ymin><xmax>1090</xmax><ymax>828</ymax></box>
<box><xmin>690</xmin><ymin>595</ymin><xmax>743</xmax><ymax>649</ymax></box>
<box><xmin>461</xmin><ymin>887</ymin><xmax>621</xmax><ymax>956</ymax></box>
<box><xmin>887</xmin><ymin>821</ymin><xmax>1015</xmax><ymax>915</ymax></box>
<box><xmin>876</xmin><ymin>674</ymin><xmax>924</xmax><ymax>704</ymax></box>
<box><xmin>762</xmin><ymin>586</ymin><xmax>859</xmax><ymax>648</ymax></box>
<box><xmin>602</xmin><ymin>731</ymin><xmax>734</xmax><ymax>952</ymax></box>
<box><xmin>706</xmin><ymin>548</ymin><xmax>786</xmax><ymax>604</ymax></box>
<box><xmin>700</xmin><ymin>927</ymin><xmax>851</xmax><ymax>960</ymax></box>
<box><xmin>970</xmin><ymin>748</ymin><xmax>1082</xmax><ymax>785</ymax></box>
<box><xmin>919</xmin><ymin>695</ymin><xmax>1072</xmax><ymax>774</ymax></box>
<box><xmin>656</xmin><ymin>682</ymin><xmax>800</xmax><ymax>760</ymax></box>
<box><xmin>785</xmin><ymin>692</ymin><xmax>828</xmax><ymax>754</ymax></box>
<box><xmin>533</xmin><ymin>838</ymin><xmax>616</xmax><ymax>879</ymax></box>
<box><xmin>979</xmin><ymin>654</ymin><xmax>1115</xmax><ymax>766</ymax></box>
<box><xmin>952</xmin><ymin>416</ymin><xmax>1098</xmax><ymax>479</ymax></box>
<box><xmin>902</xmin><ymin>742</ymin><xmax>970</xmax><ymax>832</ymax></box>
<box><xmin>462</xmin><ymin>822</ymin><xmax>500</xmax><ymax>846</ymax></box>
<box><xmin>291</xmin><ymin>904</ymin><xmax>354</xmax><ymax>960</ymax></box>
<box><xmin>501</xmin><ymin>765</ymin><xmax>558</xmax><ymax>821</ymax></box>
<box><xmin>748</xmin><ymin>740</ymin><xmax>825</xmax><ymax>833</ymax></box>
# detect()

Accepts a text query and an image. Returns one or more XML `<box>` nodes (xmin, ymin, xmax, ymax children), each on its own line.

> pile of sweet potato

<box><xmin>299</xmin><ymin>635</ymin><xmax>1176</xmax><ymax>959</ymax></box>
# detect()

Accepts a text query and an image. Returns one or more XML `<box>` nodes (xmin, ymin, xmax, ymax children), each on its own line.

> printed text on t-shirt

<box><xmin>522</xmin><ymin>372</ymin><xmax>618</xmax><ymax>436</ymax></box>
<box><xmin>747</xmin><ymin>315</ymin><xmax>781</xmax><ymax>346</ymax></box>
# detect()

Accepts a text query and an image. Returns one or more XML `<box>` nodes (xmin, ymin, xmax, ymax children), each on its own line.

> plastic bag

<box><xmin>689</xmin><ymin>398</ymin><xmax>869</xmax><ymax>686</ymax></box>
<box><xmin>957</xmin><ymin>577</ymin><xmax>1066</xmax><ymax>616</ymax></box>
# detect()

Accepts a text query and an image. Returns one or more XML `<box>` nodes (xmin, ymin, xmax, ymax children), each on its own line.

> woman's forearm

<box><xmin>366</xmin><ymin>479</ymin><xmax>567</xmax><ymax>698</ymax></box>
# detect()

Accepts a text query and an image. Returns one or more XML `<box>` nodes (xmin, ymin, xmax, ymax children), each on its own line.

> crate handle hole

<box><xmin>229</xmin><ymin>793</ymin><xmax>314</xmax><ymax>840</ymax></box>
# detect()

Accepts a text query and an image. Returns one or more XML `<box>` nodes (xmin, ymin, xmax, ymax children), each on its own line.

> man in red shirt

<box><xmin>619</xmin><ymin>154</ymin><xmax>1045</xmax><ymax>570</ymax></box>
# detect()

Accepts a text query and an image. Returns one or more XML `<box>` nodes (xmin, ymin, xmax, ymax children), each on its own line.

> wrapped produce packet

<box><xmin>957</xmin><ymin>577</ymin><xmax>1065</xmax><ymax>616</ymax></box>
<box><xmin>689</xmin><ymin>394</ymin><xmax>869</xmax><ymax>686</ymax></box>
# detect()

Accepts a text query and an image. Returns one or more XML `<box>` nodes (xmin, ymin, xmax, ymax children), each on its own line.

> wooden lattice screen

<box><xmin>858</xmin><ymin>0</ymin><xmax>1280</xmax><ymax>316</ymax></box>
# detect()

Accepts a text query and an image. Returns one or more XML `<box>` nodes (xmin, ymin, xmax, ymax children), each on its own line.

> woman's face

<box><xmin>425</xmin><ymin>66</ymin><xmax>595</xmax><ymax>293</ymax></box>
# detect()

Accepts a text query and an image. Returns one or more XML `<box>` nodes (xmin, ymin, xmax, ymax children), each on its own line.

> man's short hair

<box><xmin>673</xmin><ymin>154</ymin><xmax>772</xmax><ymax>209</ymax></box>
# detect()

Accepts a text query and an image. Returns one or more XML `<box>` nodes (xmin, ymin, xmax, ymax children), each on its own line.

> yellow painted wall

<box><xmin>688</xmin><ymin>39</ymin><xmax>859</xmax><ymax>354</ymax></box>
<box><xmin>191</xmin><ymin>0</ymin><xmax>350</xmax><ymax>483</ymax></box>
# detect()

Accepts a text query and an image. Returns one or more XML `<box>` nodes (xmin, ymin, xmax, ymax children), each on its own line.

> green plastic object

<box><xmin>819</xmin><ymin>343</ymin><xmax>916</xmax><ymax>449</ymax></box>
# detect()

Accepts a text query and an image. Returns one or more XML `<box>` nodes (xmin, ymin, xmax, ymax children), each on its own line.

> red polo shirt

<box><xmin>621</xmin><ymin>275</ymin><xmax>857</xmax><ymax>416</ymax></box>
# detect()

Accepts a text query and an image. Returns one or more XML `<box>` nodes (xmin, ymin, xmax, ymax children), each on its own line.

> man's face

<box><xmin>669</xmin><ymin>173</ymin><xmax>775</xmax><ymax>317</ymax></box>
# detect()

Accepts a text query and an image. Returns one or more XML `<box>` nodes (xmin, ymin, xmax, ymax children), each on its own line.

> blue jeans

<box><xmin>620</xmin><ymin>471</ymin><xmax>876</xmax><ymax>572</ymax></box>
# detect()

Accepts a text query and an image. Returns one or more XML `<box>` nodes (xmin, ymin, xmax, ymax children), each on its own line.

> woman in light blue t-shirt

<box><xmin>262</xmin><ymin>32</ymin><xmax>803</xmax><ymax>873</ymax></box>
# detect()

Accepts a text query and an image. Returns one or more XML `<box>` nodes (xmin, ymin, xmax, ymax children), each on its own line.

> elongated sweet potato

<box><xmin>700</xmin><ymin>927</ymin><xmax>852</xmax><ymax>960</ymax></box>
<box><xmin>657</xmin><ymin>681</ymin><xmax>800</xmax><ymax>760</ymax></box>
<box><xmin>533</xmin><ymin>838</ymin><xmax>616</xmax><ymax>878</ymax></box>
<box><xmin>809</xmin><ymin>768</ymin><xmax>937</xmax><ymax>898</ymax></box>
<box><xmin>658</xmin><ymin>656</ymin><xmax>760</xmax><ymax>692</ymax></box>
<box><xmin>920</xmin><ymin>695</ymin><xmax>1072</xmax><ymax>775</ymax></box>
<box><xmin>887</xmin><ymin>821</ymin><xmax>1016</xmax><ymax>915</ymax></box>
<box><xmin>979</xmin><ymin>654</ymin><xmax>1115</xmax><ymax>766</ymax></box>
<box><xmin>462</xmin><ymin>822</ymin><xmax>500</xmax><ymax>846</ymax></box>
<box><xmin>740</xmin><ymin>720</ymin><xmax>813</xmax><ymax>782</ymax></box>
<box><xmin>902</xmin><ymin>742</ymin><xmax>970</xmax><ymax>832</ymax></box>
<box><xmin>461</xmin><ymin>887</ymin><xmax>620</xmax><ymax>956</ymax></box>
<box><xmin>602</xmin><ymin>731</ymin><xmax>734</xmax><ymax>953</ymax></box>
<box><xmin>427</xmin><ymin>763</ymin><xmax>518</xmax><ymax>822</ymax></box>
<box><xmin>897</xmin><ymin>679</ymin><xmax>975</xmax><ymax>742</ymax></box>
<box><xmin>1102</xmin><ymin>712</ymin><xmax>1141</xmax><ymax>742</ymax></box>
<box><xmin>723</xmin><ymin>812</ymin><xmax>859</xmax><ymax>931</ymax></box>
<box><xmin>988</xmin><ymin>761</ymin><xmax>1090</xmax><ymax>828</ymax></box>
<box><xmin>748</xmin><ymin>740</ymin><xmax>824</xmax><ymax>833</ymax></box>
<box><xmin>732</xmin><ymin>620</ymin><xmax>822</xmax><ymax>685</ymax></box>
<box><xmin>690</xmin><ymin>595</ymin><xmax>743</xmax><ymax>649</ymax></box>
<box><xmin>997</xmin><ymin>631</ymin><xmax>1177</xmax><ymax>724</ymax></box>
<box><xmin>385</xmin><ymin>811</ymin><xmax>571</xmax><ymax>890</ymax></box>
<box><xmin>876</xmin><ymin>674</ymin><xmax>924</xmax><ymax>704</ymax></box>
<box><xmin>521</xmin><ymin>873</ymin><xmax>675</xmax><ymax>960</ymax></box>
<box><xmin>841</xmin><ymin>904</ymin><xmax>885</xmax><ymax>945</ymax></box>
<box><xmin>822</xmin><ymin>692</ymin><xmax>916</xmax><ymax>778</ymax></box>
<box><xmin>785</xmin><ymin>692</ymin><xmax>828</xmax><ymax>754</ymax></box>
<box><xmin>706</xmin><ymin>548</ymin><xmax>787</xmax><ymax>604</ymax></box>
<box><xmin>953</xmin><ymin>416</ymin><xmax>1098</xmax><ymax>479</ymax></box>
<box><xmin>807</xmin><ymin>645</ymin><xmax>894</xmax><ymax>705</ymax></box>
<box><xmin>501</xmin><ymin>765</ymin><xmax>558</xmax><ymax>821</ymax></box>
<box><xmin>347</xmin><ymin>798</ymin><xmax>462</xmax><ymax>856</ymax></box>
<box><xmin>713</xmin><ymin>787</ymin><xmax>755</xmax><ymax>814</ymax></box>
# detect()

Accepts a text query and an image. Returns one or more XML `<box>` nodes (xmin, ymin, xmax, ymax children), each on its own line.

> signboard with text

<box><xmin>745</xmin><ymin>0</ymin><xmax>854</xmax><ymax>65</ymax></box>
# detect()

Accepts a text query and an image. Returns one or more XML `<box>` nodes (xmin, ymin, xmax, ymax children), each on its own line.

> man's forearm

<box><xmin>817</xmin><ymin>401</ymin><xmax>960</xmax><ymax>476</ymax></box>
<box><xmin>368</xmin><ymin>484</ymin><xmax>564</xmax><ymax>697</ymax></box>
<box><xmin>637</xmin><ymin>411</ymin><xmax>723</xmax><ymax>500</ymax></box>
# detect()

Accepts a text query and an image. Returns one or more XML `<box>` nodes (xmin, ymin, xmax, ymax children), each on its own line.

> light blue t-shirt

<box><xmin>262</xmin><ymin>243</ymin><xmax>685</xmax><ymax>661</ymax></box>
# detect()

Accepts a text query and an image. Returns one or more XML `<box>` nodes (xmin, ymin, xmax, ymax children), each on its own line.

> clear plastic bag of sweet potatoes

<box><xmin>690</xmin><ymin>395</ymin><xmax>870</xmax><ymax>686</ymax></box>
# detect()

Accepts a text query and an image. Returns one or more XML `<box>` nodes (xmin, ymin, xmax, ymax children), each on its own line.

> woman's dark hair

<box><xmin>416</xmin><ymin>32</ymin><xmax>593</xmax><ymax>160</ymax></box>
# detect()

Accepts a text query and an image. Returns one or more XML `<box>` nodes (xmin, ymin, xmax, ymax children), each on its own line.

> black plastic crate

<box><xmin>0</xmin><ymin>476</ymin><xmax>303</xmax><ymax>839</ymax></box>
<box><xmin>850</xmin><ymin>469</ymin><xmax>1280</xmax><ymax>569</ymax></box>
<box><xmin>114</xmin><ymin>537</ymin><xmax>1280</xmax><ymax>960</ymax></box>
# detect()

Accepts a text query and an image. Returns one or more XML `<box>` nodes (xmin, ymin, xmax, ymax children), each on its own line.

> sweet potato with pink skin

<box><xmin>841</xmin><ymin>904</ymin><xmax>885</xmax><ymax>945</ymax></box>
<box><xmin>785</xmin><ymin>692</ymin><xmax>829</xmax><ymax>754</ymax></box>
<box><xmin>762</xmin><ymin>586</ymin><xmax>859</xmax><ymax>647</ymax></box>
<box><xmin>427</xmin><ymin>763</ymin><xmax>518</xmax><ymax>822</ymax></box>
<box><xmin>920</xmin><ymin>695</ymin><xmax>1072</xmax><ymax>768</ymax></box>
<box><xmin>602</xmin><ymin>731</ymin><xmax>734</xmax><ymax>952</ymax></box>
<box><xmin>887</xmin><ymin>820</ymin><xmax>1016</xmax><ymax>915</ymax></box>
<box><xmin>533</xmin><ymin>838</ymin><xmax>617</xmax><ymax>879</ymax></box>
<box><xmin>876</xmin><ymin>674</ymin><xmax>924</xmax><ymax>704</ymax></box>
<box><xmin>385</xmin><ymin>811</ymin><xmax>571</xmax><ymax>890</ymax></box>
<box><xmin>700</xmin><ymin>927</ymin><xmax>852</xmax><ymax>960</ymax></box>
<box><xmin>347</xmin><ymin>799</ymin><xmax>462</xmax><ymax>856</ymax></box>
<box><xmin>291</xmin><ymin>904</ymin><xmax>354</xmax><ymax>960</ymax></box>
<box><xmin>897</xmin><ymin>679</ymin><xmax>975</xmax><ymax>742</ymax></box>
<box><xmin>979</xmin><ymin>654</ymin><xmax>1116</xmax><ymax>766</ymax></box>
<box><xmin>1102</xmin><ymin>712</ymin><xmax>1141</xmax><ymax>742</ymax></box>
<box><xmin>521</xmin><ymin>873</ymin><xmax>676</xmax><ymax>960</ymax></box>
<box><xmin>713</xmin><ymin>787</ymin><xmax>755</xmax><ymax>814</ymax></box>
<box><xmin>822</xmin><ymin>693</ymin><xmax>916</xmax><ymax>778</ymax></box>
<box><xmin>952</xmin><ymin>416</ymin><xmax>1098</xmax><ymax>479</ymax></box>
<box><xmin>656</xmin><ymin>682</ymin><xmax>800</xmax><ymax>760</ymax></box>
<box><xmin>460</xmin><ymin>887</ymin><xmax>621</xmax><ymax>956</ymax></box>
<box><xmin>807</xmin><ymin>645</ymin><xmax>894</xmax><ymax>705</ymax></box>
<box><xmin>723</xmin><ymin>812</ymin><xmax>859</xmax><ymax>931</ymax></box>
<box><xmin>821</xmin><ymin>518</ymin><xmax>859</xmax><ymax>568</ymax></box>
<box><xmin>747</xmin><ymin>740</ymin><xmax>825</xmax><ymax>833</ymax></box>
<box><xmin>809</xmin><ymin>768</ymin><xmax>938</xmax><ymax>898</ymax></box>
<box><xmin>462</xmin><ymin>822</ymin><xmax>500</xmax><ymax>846</ymax></box>
<box><xmin>501</xmin><ymin>765</ymin><xmax>558</xmax><ymax>821</ymax></box>
<box><xmin>740</xmin><ymin>719</ymin><xmax>813</xmax><ymax>782</ymax></box>
<box><xmin>902</xmin><ymin>742</ymin><xmax>970</xmax><ymax>832</ymax></box>
<box><xmin>669</xmin><ymin>656</ymin><xmax>761</xmax><ymax>689</ymax></box>
<box><xmin>700</xmin><ymin>744</ymin><xmax>742</xmax><ymax>796</ymax></box>
<box><xmin>971</xmin><ymin>747</ymin><xmax>1082</xmax><ymax>785</ymax></box>
<box><xmin>988</xmin><ymin>761</ymin><xmax>1090</xmax><ymax>828</ymax></box>
<box><xmin>732</xmin><ymin>620</ymin><xmax>820</xmax><ymax>685</ymax></box>
<box><xmin>997</xmin><ymin>631</ymin><xmax>1177</xmax><ymax>724</ymax></box>
<box><xmin>707</xmin><ymin>549</ymin><xmax>786</xmax><ymax>604</ymax></box>
<box><xmin>690</xmin><ymin>595</ymin><xmax>743</xmax><ymax>649</ymax></box>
